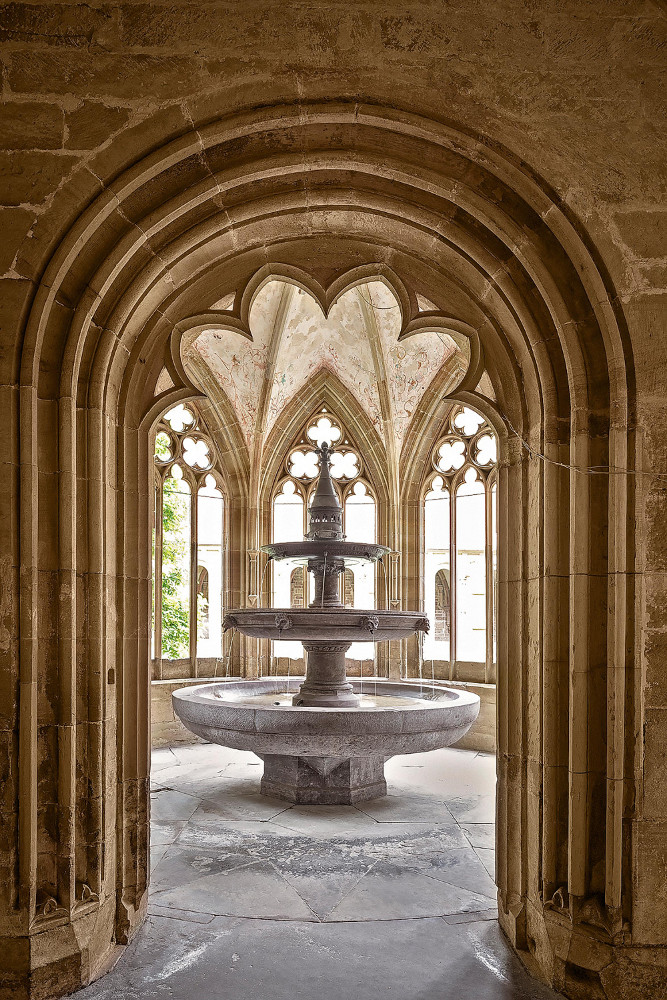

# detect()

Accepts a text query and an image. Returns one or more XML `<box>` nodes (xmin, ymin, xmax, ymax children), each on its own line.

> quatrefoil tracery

<box><xmin>154</xmin><ymin>403</ymin><xmax>223</xmax><ymax>493</ymax></box>
<box><xmin>429</xmin><ymin>405</ymin><xmax>498</xmax><ymax>494</ymax></box>
<box><xmin>286</xmin><ymin>411</ymin><xmax>363</xmax><ymax>485</ymax></box>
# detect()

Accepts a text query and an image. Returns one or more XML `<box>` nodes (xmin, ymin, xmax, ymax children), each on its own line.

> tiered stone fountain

<box><xmin>173</xmin><ymin>445</ymin><xmax>479</xmax><ymax>803</ymax></box>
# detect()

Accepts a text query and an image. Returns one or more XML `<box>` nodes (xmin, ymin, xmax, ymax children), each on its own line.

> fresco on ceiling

<box><xmin>189</xmin><ymin>279</ymin><xmax>462</xmax><ymax>452</ymax></box>
<box><xmin>190</xmin><ymin>281</ymin><xmax>284</xmax><ymax>445</ymax></box>
<box><xmin>266</xmin><ymin>289</ymin><xmax>383</xmax><ymax>439</ymax></box>
<box><xmin>364</xmin><ymin>282</ymin><xmax>459</xmax><ymax>446</ymax></box>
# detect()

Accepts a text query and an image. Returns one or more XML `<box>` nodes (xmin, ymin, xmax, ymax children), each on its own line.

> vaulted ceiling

<box><xmin>185</xmin><ymin>279</ymin><xmax>465</xmax><ymax>454</ymax></box>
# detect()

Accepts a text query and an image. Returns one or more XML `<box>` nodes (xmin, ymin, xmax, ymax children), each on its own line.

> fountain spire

<box><xmin>220</xmin><ymin>433</ymin><xmax>428</xmax><ymax>710</ymax></box>
<box><xmin>306</xmin><ymin>443</ymin><xmax>344</xmax><ymax>541</ymax></box>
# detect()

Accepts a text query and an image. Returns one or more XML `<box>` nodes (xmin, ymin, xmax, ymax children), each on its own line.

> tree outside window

<box><xmin>152</xmin><ymin>403</ymin><xmax>225</xmax><ymax>671</ymax></box>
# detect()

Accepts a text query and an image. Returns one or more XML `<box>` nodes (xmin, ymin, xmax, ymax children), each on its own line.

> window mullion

<box><xmin>154</xmin><ymin>477</ymin><xmax>164</xmax><ymax>679</ymax></box>
<box><xmin>190</xmin><ymin>480</ymin><xmax>198</xmax><ymax>676</ymax></box>
<box><xmin>485</xmin><ymin>477</ymin><xmax>493</xmax><ymax>684</ymax></box>
<box><xmin>450</xmin><ymin>478</ymin><xmax>456</xmax><ymax>681</ymax></box>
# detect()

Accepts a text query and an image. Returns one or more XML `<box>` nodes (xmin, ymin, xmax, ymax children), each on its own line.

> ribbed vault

<box><xmin>186</xmin><ymin>277</ymin><xmax>464</xmax><ymax>451</ymax></box>
<box><xmin>14</xmin><ymin>102</ymin><xmax>639</xmax><ymax>999</ymax></box>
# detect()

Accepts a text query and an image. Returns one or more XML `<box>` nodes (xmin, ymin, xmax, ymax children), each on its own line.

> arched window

<box><xmin>343</xmin><ymin>568</ymin><xmax>355</xmax><ymax>608</ymax></box>
<box><xmin>434</xmin><ymin>569</ymin><xmax>450</xmax><ymax>641</ymax></box>
<box><xmin>270</xmin><ymin>409</ymin><xmax>377</xmax><ymax>662</ymax></box>
<box><xmin>343</xmin><ymin>480</ymin><xmax>376</xmax><ymax>659</ymax></box>
<box><xmin>196</xmin><ymin>474</ymin><xmax>224</xmax><ymax>658</ymax></box>
<box><xmin>153</xmin><ymin>403</ymin><xmax>225</xmax><ymax>667</ymax></box>
<box><xmin>290</xmin><ymin>566</ymin><xmax>306</xmax><ymax>607</ymax></box>
<box><xmin>423</xmin><ymin>405</ymin><xmax>497</xmax><ymax>674</ymax></box>
<box><xmin>160</xmin><ymin>466</ymin><xmax>191</xmax><ymax>660</ymax></box>
<box><xmin>271</xmin><ymin>479</ymin><xmax>306</xmax><ymax>658</ymax></box>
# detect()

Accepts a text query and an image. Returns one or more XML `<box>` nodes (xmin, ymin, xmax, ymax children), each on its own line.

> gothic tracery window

<box><xmin>271</xmin><ymin>409</ymin><xmax>376</xmax><ymax>660</ymax></box>
<box><xmin>423</xmin><ymin>405</ymin><xmax>497</xmax><ymax>668</ymax></box>
<box><xmin>153</xmin><ymin>403</ymin><xmax>225</xmax><ymax>665</ymax></box>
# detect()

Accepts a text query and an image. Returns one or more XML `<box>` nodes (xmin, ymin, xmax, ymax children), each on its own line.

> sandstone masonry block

<box><xmin>633</xmin><ymin>820</ymin><xmax>667</xmax><ymax>947</ymax></box>
<box><xmin>64</xmin><ymin>101</ymin><xmax>130</xmax><ymax>150</ymax></box>
<box><xmin>643</xmin><ymin>708</ymin><xmax>667</xmax><ymax>819</ymax></box>
<box><xmin>0</xmin><ymin>277</ymin><xmax>34</xmax><ymax>382</ymax></box>
<box><xmin>0</xmin><ymin>2</ymin><xmax>116</xmax><ymax>48</ymax></box>
<box><xmin>8</xmin><ymin>50</ymin><xmax>212</xmax><ymax>102</ymax></box>
<box><xmin>0</xmin><ymin>102</ymin><xmax>64</xmax><ymax>150</ymax></box>
<box><xmin>616</xmin><ymin>210</ymin><xmax>667</xmax><ymax>260</ymax></box>
<box><xmin>0</xmin><ymin>150</ymin><xmax>77</xmax><ymax>206</ymax></box>
<box><xmin>0</xmin><ymin>207</ymin><xmax>34</xmax><ymax>272</ymax></box>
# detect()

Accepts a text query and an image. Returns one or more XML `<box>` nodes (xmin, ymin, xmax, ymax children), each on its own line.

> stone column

<box><xmin>293</xmin><ymin>641</ymin><xmax>358</xmax><ymax>707</ymax></box>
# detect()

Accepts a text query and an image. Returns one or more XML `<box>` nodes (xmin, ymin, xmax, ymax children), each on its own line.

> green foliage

<box><xmin>155</xmin><ymin>431</ymin><xmax>171</xmax><ymax>461</ymax></box>
<box><xmin>160</xmin><ymin>483</ymin><xmax>190</xmax><ymax>659</ymax></box>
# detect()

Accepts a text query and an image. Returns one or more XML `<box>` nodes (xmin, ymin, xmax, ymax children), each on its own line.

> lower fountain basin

<box><xmin>222</xmin><ymin>608</ymin><xmax>429</xmax><ymax>642</ymax></box>
<box><xmin>172</xmin><ymin>677</ymin><xmax>480</xmax><ymax>758</ymax></box>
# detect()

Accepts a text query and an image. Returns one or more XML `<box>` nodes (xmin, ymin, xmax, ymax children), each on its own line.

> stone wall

<box><xmin>0</xmin><ymin>4</ymin><xmax>665</xmax><ymax>998</ymax></box>
<box><xmin>151</xmin><ymin>679</ymin><xmax>207</xmax><ymax>749</ymax></box>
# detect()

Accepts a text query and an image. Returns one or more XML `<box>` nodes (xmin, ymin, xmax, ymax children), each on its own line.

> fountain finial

<box><xmin>306</xmin><ymin>443</ymin><xmax>344</xmax><ymax>541</ymax></box>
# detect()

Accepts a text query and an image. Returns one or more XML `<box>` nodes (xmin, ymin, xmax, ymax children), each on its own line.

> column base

<box><xmin>291</xmin><ymin>684</ymin><xmax>360</xmax><ymax>708</ymax></box>
<box><xmin>259</xmin><ymin>754</ymin><xmax>386</xmax><ymax>804</ymax></box>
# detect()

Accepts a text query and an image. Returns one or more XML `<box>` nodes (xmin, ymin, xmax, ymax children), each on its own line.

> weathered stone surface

<box><xmin>0</xmin><ymin>4</ymin><xmax>665</xmax><ymax>999</ymax></box>
<box><xmin>643</xmin><ymin>708</ymin><xmax>667</xmax><ymax>819</ymax></box>
<box><xmin>7</xmin><ymin>50</ymin><xmax>216</xmax><ymax>102</ymax></box>
<box><xmin>64</xmin><ymin>101</ymin><xmax>130</xmax><ymax>150</ymax></box>
<box><xmin>0</xmin><ymin>102</ymin><xmax>64</xmax><ymax>151</ymax></box>
<box><xmin>0</xmin><ymin>276</ymin><xmax>34</xmax><ymax>380</ymax></box>
<box><xmin>615</xmin><ymin>210</ymin><xmax>667</xmax><ymax>260</ymax></box>
<box><xmin>0</xmin><ymin>150</ymin><xmax>77</xmax><ymax>205</ymax></box>
<box><xmin>0</xmin><ymin>2</ymin><xmax>116</xmax><ymax>47</ymax></box>
<box><xmin>0</xmin><ymin>207</ymin><xmax>34</xmax><ymax>271</ymax></box>
<box><xmin>633</xmin><ymin>821</ymin><xmax>667</xmax><ymax>948</ymax></box>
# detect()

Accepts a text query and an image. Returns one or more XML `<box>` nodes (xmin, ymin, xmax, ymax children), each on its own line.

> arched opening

<box><xmin>11</xmin><ymin>103</ymin><xmax>641</xmax><ymax>999</ymax></box>
<box><xmin>422</xmin><ymin>404</ymin><xmax>498</xmax><ymax>686</ymax></box>
<box><xmin>152</xmin><ymin>402</ymin><xmax>227</xmax><ymax>673</ymax></box>
<box><xmin>434</xmin><ymin>569</ymin><xmax>450</xmax><ymax>643</ymax></box>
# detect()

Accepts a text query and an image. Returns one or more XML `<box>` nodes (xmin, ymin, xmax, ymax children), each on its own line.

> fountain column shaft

<box><xmin>292</xmin><ymin>641</ymin><xmax>359</xmax><ymax>708</ymax></box>
<box><xmin>290</xmin><ymin>552</ymin><xmax>361</xmax><ymax>707</ymax></box>
<box><xmin>308</xmin><ymin>556</ymin><xmax>344</xmax><ymax>607</ymax></box>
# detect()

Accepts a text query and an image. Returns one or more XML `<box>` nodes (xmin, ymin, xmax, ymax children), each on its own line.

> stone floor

<box><xmin>78</xmin><ymin>743</ymin><xmax>559</xmax><ymax>1000</ymax></box>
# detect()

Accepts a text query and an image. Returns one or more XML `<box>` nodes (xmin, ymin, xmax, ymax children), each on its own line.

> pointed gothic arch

<box><xmin>8</xmin><ymin>101</ymin><xmax>641</xmax><ymax>999</ymax></box>
<box><xmin>260</xmin><ymin>368</ymin><xmax>390</xmax><ymax>519</ymax></box>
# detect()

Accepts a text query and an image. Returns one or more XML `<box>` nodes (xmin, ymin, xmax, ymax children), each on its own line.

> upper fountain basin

<box><xmin>172</xmin><ymin>678</ymin><xmax>480</xmax><ymax>757</ymax></box>
<box><xmin>223</xmin><ymin>607</ymin><xmax>429</xmax><ymax>641</ymax></box>
<box><xmin>261</xmin><ymin>540</ymin><xmax>391</xmax><ymax>564</ymax></box>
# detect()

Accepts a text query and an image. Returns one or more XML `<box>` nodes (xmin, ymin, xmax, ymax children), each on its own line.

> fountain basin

<box><xmin>222</xmin><ymin>608</ymin><xmax>429</xmax><ymax>642</ymax></box>
<box><xmin>173</xmin><ymin>678</ymin><xmax>480</xmax><ymax>803</ymax></box>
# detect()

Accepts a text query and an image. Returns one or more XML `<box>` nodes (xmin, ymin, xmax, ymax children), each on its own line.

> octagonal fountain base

<box><xmin>259</xmin><ymin>753</ymin><xmax>386</xmax><ymax>804</ymax></box>
<box><xmin>173</xmin><ymin>677</ymin><xmax>480</xmax><ymax>804</ymax></box>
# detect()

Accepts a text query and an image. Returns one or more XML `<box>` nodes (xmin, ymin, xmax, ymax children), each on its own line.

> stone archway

<box><xmin>9</xmin><ymin>103</ymin><xmax>644</xmax><ymax>998</ymax></box>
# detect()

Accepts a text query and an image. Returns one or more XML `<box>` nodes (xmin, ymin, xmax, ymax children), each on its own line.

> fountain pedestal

<box><xmin>259</xmin><ymin>752</ymin><xmax>386</xmax><ymax>804</ymax></box>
